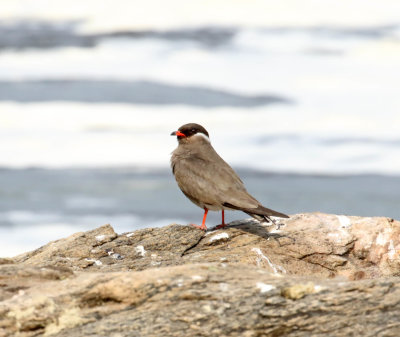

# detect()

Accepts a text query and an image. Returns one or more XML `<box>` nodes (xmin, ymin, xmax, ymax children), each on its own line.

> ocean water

<box><xmin>1</xmin><ymin>168</ymin><xmax>399</xmax><ymax>257</ymax></box>
<box><xmin>0</xmin><ymin>0</ymin><xmax>399</xmax><ymax>256</ymax></box>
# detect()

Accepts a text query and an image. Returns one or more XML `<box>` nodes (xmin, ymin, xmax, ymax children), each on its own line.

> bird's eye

<box><xmin>192</xmin><ymin>129</ymin><xmax>196</xmax><ymax>132</ymax></box>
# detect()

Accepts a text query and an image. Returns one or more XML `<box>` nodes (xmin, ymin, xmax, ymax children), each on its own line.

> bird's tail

<box><xmin>223</xmin><ymin>202</ymin><xmax>289</xmax><ymax>223</ymax></box>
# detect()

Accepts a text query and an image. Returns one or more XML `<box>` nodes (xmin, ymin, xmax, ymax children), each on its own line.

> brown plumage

<box><xmin>171</xmin><ymin>123</ymin><xmax>289</xmax><ymax>230</ymax></box>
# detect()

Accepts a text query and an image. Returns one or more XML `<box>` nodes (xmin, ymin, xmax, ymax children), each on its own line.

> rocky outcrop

<box><xmin>1</xmin><ymin>213</ymin><xmax>400</xmax><ymax>336</ymax></box>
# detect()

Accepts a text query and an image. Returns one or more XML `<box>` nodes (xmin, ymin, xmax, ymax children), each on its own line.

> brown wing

<box><xmin>173</xmin><ymin>148</ymin><xmax>260</xmax><ymax>210</ymax></box>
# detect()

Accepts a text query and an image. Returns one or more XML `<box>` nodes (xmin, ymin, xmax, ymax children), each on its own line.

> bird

<box><xmin>170</xmin><ymin>123</ymin><xmax>289</xmax><ymax>230</ymax></box>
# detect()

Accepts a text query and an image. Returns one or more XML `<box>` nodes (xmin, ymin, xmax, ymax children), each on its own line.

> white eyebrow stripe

<box><xmin>193</xmin><ymin>132</ymin><xmax>210</xmax><ymax>142</ymax></box>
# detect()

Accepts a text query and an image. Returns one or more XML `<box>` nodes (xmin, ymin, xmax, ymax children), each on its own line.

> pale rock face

<box><xmin>1</xmin><ymin>212</ymin><xmax>400</xmax><ymax>336</ymax></box>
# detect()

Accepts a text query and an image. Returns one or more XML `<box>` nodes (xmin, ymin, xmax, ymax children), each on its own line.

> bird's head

<box><xmin>171</xmin><ymin>123</ymin><xmax>210</xmax><ymax>144</ymax></box>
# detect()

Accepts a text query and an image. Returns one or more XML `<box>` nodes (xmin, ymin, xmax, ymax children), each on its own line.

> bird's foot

<box><xmin>215</xmin><ymin>223</ymin><xmax>228</xmax><ymax>229</ymax></box>
<box><xmin>269</xmin><ymin>217</ymin><xmax>283</xmax><ymax>231</ymax></box>
<box><xmin>190</xmin><ymin>224</ymin><xmax>207</xmax><ymax>231</ymax></box>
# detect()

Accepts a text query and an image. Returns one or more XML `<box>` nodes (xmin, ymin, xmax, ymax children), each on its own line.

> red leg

<box><xmin>216</xmin><ymin>210</ymin><xmax>227</xmax><ymax>229</ymax></box>
<box><xmin>191</xmin><ymin>208</ymin><xmax>208</xmax><ymax>230</ymax></box>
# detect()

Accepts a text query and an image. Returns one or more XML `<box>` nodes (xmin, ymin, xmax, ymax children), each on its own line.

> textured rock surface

<box><xmin>1</xmin><ymin>213</ymin><xmax>400</xmax><ymax>336</ymax></box>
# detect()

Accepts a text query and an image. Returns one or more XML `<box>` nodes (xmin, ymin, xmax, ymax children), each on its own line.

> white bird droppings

<box><xmin>376</xmin><ymin>232</ymin><xmax>388</xmax><ymax>246</ymax></box>
<box><xmin>95</xmin><ymin>234</ymin><xmax>106</xmax><ymax>241</ymax></box>
<box><xmin>256</xmin><ymin>282</ymin><xmax>275</xmax><ymax>293</ymax></box>
<box><xmin>110</xmin><ymin>253</ymin><xmax>123</xmax><ymax>260</ymax></box>
<box><xmin>85</xmin><ymin>258</ymin><xmax>102</xmax><ymax>266</ymax></box>
<box><xmin>251</xmin><ymin>247</ymin><xmax>286</xmax><ymax>274</ymax></box>
<box><xmin>126</xmin><ymin>232</ymin><xmax>135</xmax><ymax>238</ymax></box>
<box><xmin>11</xmin><ymin>289</ymin><xmax>26</xmax><ymax>300</ymax></box>
<box><xmin>328</xmin><ymin>232</ymin><xmax>340</xmax><ymax>238</ymax></box>
<box><xmin>135</xmin><ymin>245</ymin><xmax>146</xmax><ymax>257</ymax></box>
<box><xmin>219</xmin><ymin>283</ymin><xmax>229</xmax><ymax>292</ymax></box>
<box><xmin>337</xmin><ymin>215</ymin><xmax>351</xmax><ymax>228</ymax></box>
<box><xmin>328</xmin><ymin>215</ymin><xmax>353</xmax><ymax>243</ymax></box>
<box><xmin>388</xmin><ymin>240</ymin><xmax>396</xmax><ymax>260</ymax></box>
<box><xmin>209</xmin><ymin>232</ymin><xmax>229</xmax><ymax>243</ymax></box>
<box><xmin>191</xmin><ymin>275</ymin><xmax>204</xmax><ymax>282</ymax></box>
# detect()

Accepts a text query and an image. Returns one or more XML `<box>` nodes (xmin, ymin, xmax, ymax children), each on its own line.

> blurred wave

<box><xmin>1</xmin><ymin>20</ymin><xmax>399</xmax><ymax>51</ymax></box>
<box><xmin>0</xmin><ymin>80</ymin><xmax>290</xmax><ymax>107</ymax></box>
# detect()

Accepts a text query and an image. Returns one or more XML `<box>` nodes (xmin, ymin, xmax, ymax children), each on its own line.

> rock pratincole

<box><xmin>170</xmin><ymin>123</ymin><xmax>289</xmax><ymax>230</ymax></box>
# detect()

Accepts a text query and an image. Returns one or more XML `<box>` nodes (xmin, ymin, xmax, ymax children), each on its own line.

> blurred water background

<box><xmin>1</xmin><ymin>0</ymin><xmax>400</xmax><ymax>256</ymax></box>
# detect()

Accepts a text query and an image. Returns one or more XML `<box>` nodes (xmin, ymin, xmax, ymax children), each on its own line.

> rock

<box><xmin>14</xmin><ymin>224</ymin><xmax>118</xmax><ymax>270</ymax></box>
<box><xmin>1</xmin><ymin>213</ymin><xmax>400</xmax><ymax>336</ymax></box>
<box><xmin>1</xmin><ymin>263</ymin><xmax>400</xmax><ymax>337</ymax></box>
<box><xmin>14</xmin><ymin>213</ymin><xmax>400</xmax><ymax>279</ymax></box>
<box><xmin>0</xmin><ymin>258</ymin><xmax>13</xmax><ymax>265</ymax></box>
<box><xmin>0</xmin><ymin>265</ymin><xmax>73</xmax><ymax>301</ymax></box>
